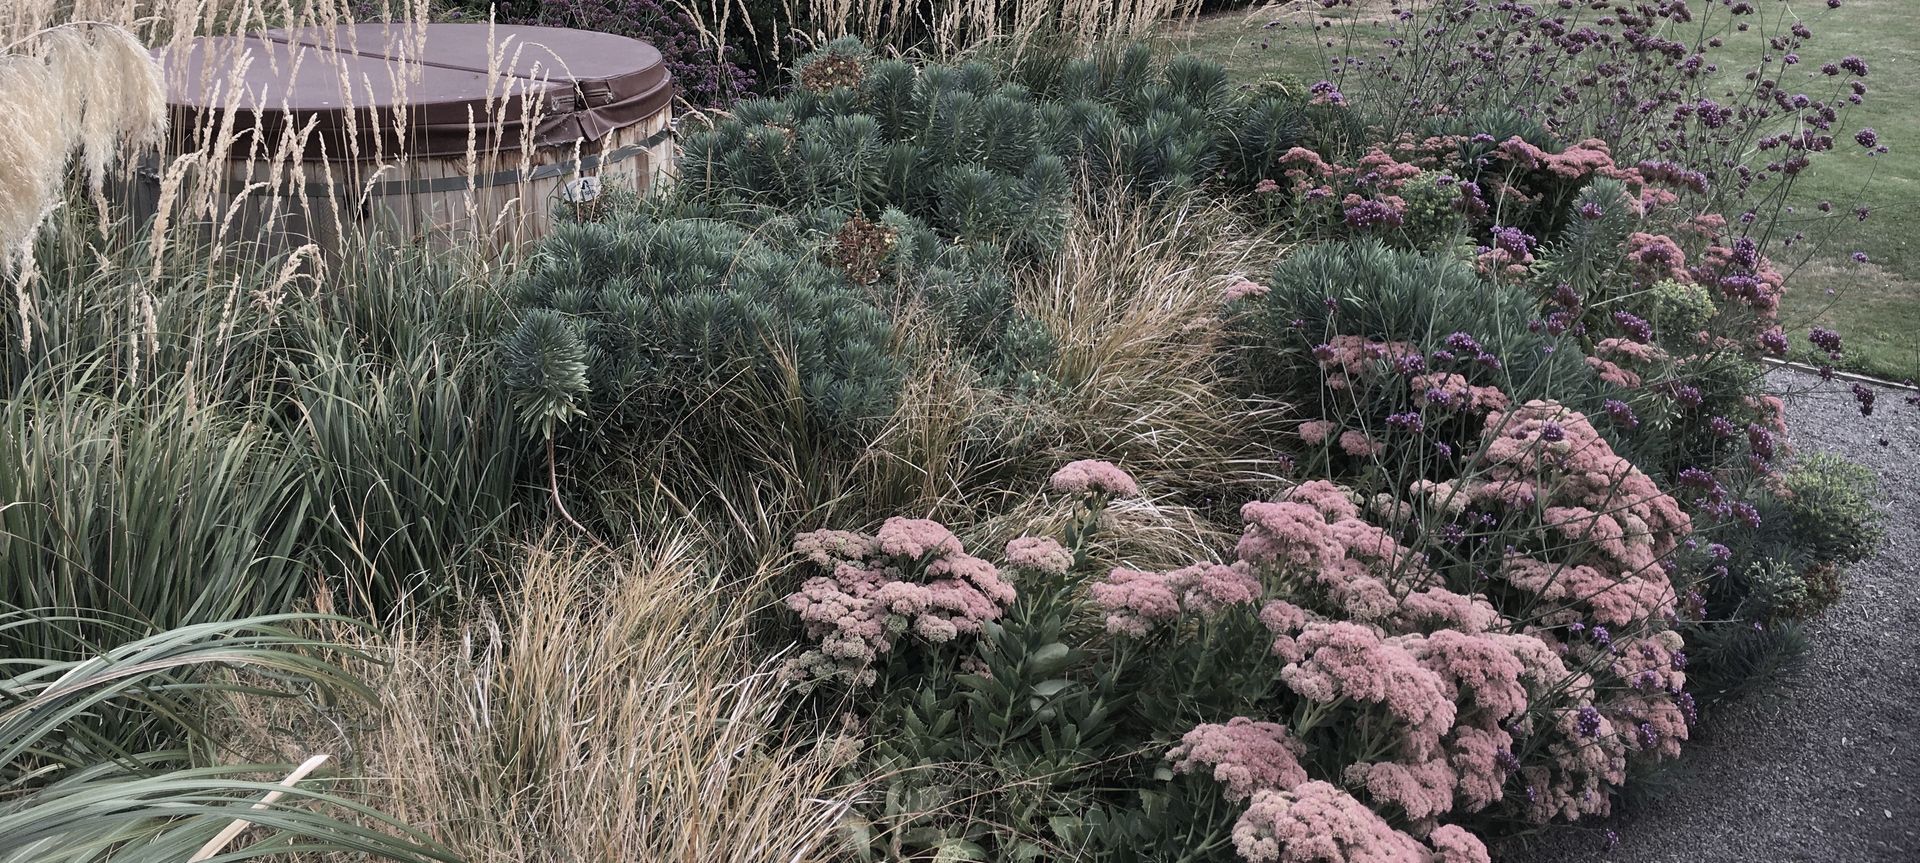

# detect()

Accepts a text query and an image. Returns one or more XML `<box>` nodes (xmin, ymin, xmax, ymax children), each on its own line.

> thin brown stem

<box><xmin>549</xmin><ymin>436</ymin><xmax>611</xmax><ymax>552</ymax></box>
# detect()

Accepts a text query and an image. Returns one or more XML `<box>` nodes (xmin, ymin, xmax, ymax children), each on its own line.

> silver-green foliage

<box><xmin>0</xmin><ymin>612</ymin><xmax>454</xmax><ymax>863</ymax></box>
<box><xmin>681</xmin><ymin>42</ymin><xmax>1073</xmax><ymax>260</ymax></box>
<box><xmin>1</xmin><ymin>221</ymin><xmax>523</xmax><ymax>640</ymax></box>
<box><xmin>1780</xmin><ymin>452</ymin><xmax>1885</xmax><ymax>567</ymax></box>
<box><xmin>503</xmin><ymin>212</ymin><xmax>902</xmax><ymax>441</ymax></box>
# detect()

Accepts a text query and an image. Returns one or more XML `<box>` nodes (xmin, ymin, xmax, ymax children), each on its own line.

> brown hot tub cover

<box><xmin>159</xmin><ymin>24</ymin><xmax>673</xmax><ymax>158</ymax></box>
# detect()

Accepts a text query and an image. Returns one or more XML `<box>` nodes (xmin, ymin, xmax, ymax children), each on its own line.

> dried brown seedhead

<box><xmin>800</xmin><ymin>53</ymin><xmax>865</xmax><ymax>93</ymax></box>
<box><xmin>827</xmin><ymin>213</ymin><xmax>897</xmax><ymax>286</ymax></box>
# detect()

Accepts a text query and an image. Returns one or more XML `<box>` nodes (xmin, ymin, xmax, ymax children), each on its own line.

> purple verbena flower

<box><xmin>1678</xmin><ymin>467</ymin><xmax>1715</xmax><ymax>488</ymax></box>
<box><xmin>1852</xmin><ymin>382</ymin><xmax>1877</xmax><ymax>416</ymax></box>
<box><xmin>1748</xmin><ymin>424</ymin><xmax>1776</xmax><ymax>460</ymax></box>
<box><xmin>1576</xmin><ymin>706</ymin><xmax>1603</xmax><ymax>737</ymax></box>
<box><xmin>1604</xmin><ymin>399</ymin><xmax>1640</xmax><ymax>429</ymax></box>
<box><xmin>1446</xmin><ymin>332</ymin><xmax>1483</xmax><ymax>354</ymax></box>
<box><xmin>1613</xmin><ymin>311</ymin><xmax>1653</xmax><ymax>342</ymax></box>
<box><xmin>1490</xmin><ymin>224</ymin><xmax>1535</xmax><ymax>257</ymax></box>
<box><xmin>1343</xmin><ymin>198</ymin><xmax>1405</xmax><ymax>230</ymax></box>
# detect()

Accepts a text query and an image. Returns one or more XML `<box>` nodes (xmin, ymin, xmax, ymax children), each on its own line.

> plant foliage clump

<box><xmin>503</xmin><ymin>212</ymin><xmax>901</xmax><ymax>442</ymax></box>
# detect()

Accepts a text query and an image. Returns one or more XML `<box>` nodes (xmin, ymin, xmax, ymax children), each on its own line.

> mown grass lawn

<box><xmin>1165</xmin><ymin>0</ymin><xmax>1919</xmax><ymax>381</ymax></box>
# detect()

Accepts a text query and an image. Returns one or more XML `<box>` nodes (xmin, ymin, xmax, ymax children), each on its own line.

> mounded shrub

<box><xmin>502</xmin><ymin>212</ymin><xmax>901</xmax><ymax>441</ymax></box>
<box><xmin>1778</xmin><ymin>452</ymin><xmax>1884</xmax><ymax>569</ymax></box>
<box><xmin>507</xmin><ymin>40</ymin><xmax>1314</xmax><ymax>470</ymax></box>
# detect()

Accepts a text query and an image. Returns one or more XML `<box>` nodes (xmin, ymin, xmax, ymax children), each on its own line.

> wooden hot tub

<box><xmin>151</xmin><ymin>23</ymin><xmax>674</xmax><ymax>254</ymax></box>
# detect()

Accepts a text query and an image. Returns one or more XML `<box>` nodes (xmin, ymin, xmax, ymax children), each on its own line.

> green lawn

<box><xmin>1165</xmin><ymin>0</ymin><xmax>1920</xmax><ymax>381</ymax></box>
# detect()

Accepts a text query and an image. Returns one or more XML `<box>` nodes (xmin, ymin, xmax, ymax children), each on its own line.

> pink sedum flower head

<box><xmin>1410</xmin><ymin>373</ymin><xmax>1508</xmax><ymax>412</ymax></box>
<box><xmin>1049</xmin><ymin>459</ymin><xmax>1141</xmax><ymax>498</ymax></box>
<box><xmin>1003</xmin><ymin>536</ymin><xmax>1074</xmax><ymax>576</ymax></box>
<box><xmin>1339</xmin><ymin>430</ymin><xmax>1384</xmax><ymax>458</ymax></box>
<box><xmin>1179</xmin><ymin>562</ymin><xmax>1265</xmax><ymax>614</ymax></box>
<box><xmin>1428</xmin><ymin>825</ymin><xmax>1491</xmax><ymax>863</ymax></box>
<box><xmin>1168</xmin><ymin>717</ymin><xmax>1309</xmax><ymax>801</ymax></box>
<box><xmin>1298</xmin><ymin>419</ymin><xmax>1338</xmax><ymax>446</ymax></box>
<box><xmin>1280</xmin><ymin>622</ymin><xmax>1456</xmax><ymax>757</ymax></box>
<box><xmin>1445</xmin><ymin>724</ymin><xmax>1516</xmax><ymax>812</ymax></box>
<box><xmin>1238</xmin><ymin>501</ymin><xmax>1344</xmax><ymax>570</ymax></box>
<box><xmin>1227</xmin><ymin>278</ymin><xmax>1273</xmax><ymax>302</ymax></box>
<box><xmin>785</xmin><ymin>520</ymin><xmax>1016</xmax><ymax>685</ymax></box>
<box><xmin>1342</xmin><ymin>757</ymin><xmax>1455</xmax><ymax>820</ymax></box>
<box><xmin>1232</xmin><ymin>781</ymin><xmax>1434</xmax><ymax>863</ymax></box>
<box><xmin>876</xmin><ymin>517</ymin><xmax>963</xmax><ymax>560</ymax></box>
<box><xmin>1402</xmin><ymin>629</ymin><xmax>1530</xmax><ymax>723</ymax></box>
<box><xmin>1091</xmin><ymin>562</ymin><xmax>1263</xmax><ymax>635</ymax></box>
<box><xmin>1089</xmin><ymin>567</ymin><xmax>1182</xmax><ymax>636</ymax></box>
<box><xmin>1282</xmin><ymin>480</ymin><xmax>1362</xmax><ymax>521</ymax></box>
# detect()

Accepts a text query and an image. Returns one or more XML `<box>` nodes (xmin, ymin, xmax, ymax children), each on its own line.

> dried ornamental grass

<box><xmin>225</xmin><ymin>540</ymin><xmax>865</xmax><ymax>863</ymax></box>
<box><xmin>0</xmin><ymin>24</ymin><xmax>163</xmax><ymax>265</ymax></box>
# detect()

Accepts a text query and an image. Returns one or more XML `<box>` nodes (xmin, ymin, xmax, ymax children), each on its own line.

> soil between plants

<box><xmin>1498</xmin><ymin>370</ymin><xmax>1920</xmax><ymax>862</ymax></box>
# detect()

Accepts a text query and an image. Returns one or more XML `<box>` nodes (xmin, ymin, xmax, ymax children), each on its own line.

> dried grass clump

<box><xmin>0</xmin><ymin>24</ymin><xmax>162</xmax><ymax>271</ymax></box>
<box><xmin>227</xmin><ymin>539</ymin><xmax>863</xmax><ymax>863</ymax></box>
<box><xmin>1015</xmin><ymin>196</ymin><xmax>1291</xmax><ymax>492</ymax></box>
<box><xmin>811</xmin><ymin>195</ymin><xmax>1292</xmax><ymax>550</ymax></box>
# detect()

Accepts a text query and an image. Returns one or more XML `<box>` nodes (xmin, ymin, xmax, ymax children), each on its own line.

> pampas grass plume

<box><xmin>0</xmin><ymin>50</ymin><xmax>71</xmax><ymax>267</ymax></box>
<box><xmin>0</xmin><ymin>23</ymin><xmax>164</xmax><ymax>267</ymax></box>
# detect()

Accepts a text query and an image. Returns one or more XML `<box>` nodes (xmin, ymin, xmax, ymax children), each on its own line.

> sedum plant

<box><xmin>782</xmin><ymin>453</ymin><xmax>1702</xmax><ymax>862</ymax></box>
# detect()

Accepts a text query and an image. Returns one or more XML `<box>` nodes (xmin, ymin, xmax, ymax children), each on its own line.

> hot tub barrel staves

<box><xmin>148</xmin><ymin>23</ymin><xmax>674</xmax><ymax>254</ymax></box>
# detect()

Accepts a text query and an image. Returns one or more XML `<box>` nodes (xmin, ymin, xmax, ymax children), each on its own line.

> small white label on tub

<box><xmin>562</xmin><ymin>176</ymin><xmax>603</xmax><ymax>203</ymax></box>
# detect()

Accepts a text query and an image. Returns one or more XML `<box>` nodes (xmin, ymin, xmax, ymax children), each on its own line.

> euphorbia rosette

<box><xmin>785</xmin><ymin>517</ymin><xmax>1015</xmax><ymax>685</ymax></box>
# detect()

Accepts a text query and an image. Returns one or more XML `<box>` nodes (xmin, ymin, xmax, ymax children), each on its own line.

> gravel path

<box><xmin>1500</xmin><ymin>370</ymin><xmax>1920</xmax><ymax>862</ymax></box>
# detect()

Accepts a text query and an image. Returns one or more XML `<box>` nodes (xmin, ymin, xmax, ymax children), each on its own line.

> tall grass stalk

<box><xmin>676</xmin><ymin>0</ymin><xmax>1205</xmax><ymax>72</ymax></box>
<box><xmin>3</xmin><ymin>210</ymin><xmax>524</xmax><ymax>646</ymax></box>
